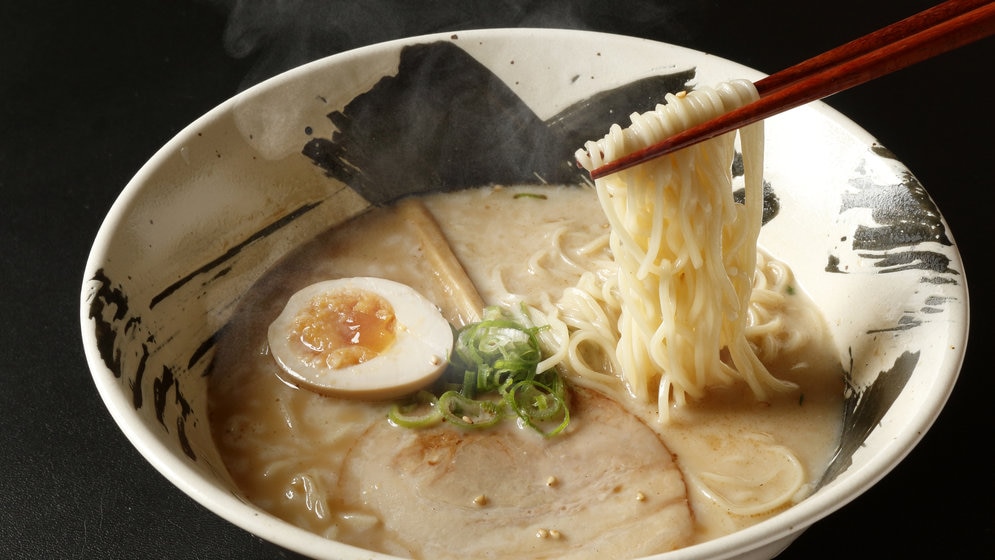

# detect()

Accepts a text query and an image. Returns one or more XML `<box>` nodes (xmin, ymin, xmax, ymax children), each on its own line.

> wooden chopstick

<box><xmin>588</xmin><ymin>0</ymin><xmax>995</xmax><ymax>179</ymax></box>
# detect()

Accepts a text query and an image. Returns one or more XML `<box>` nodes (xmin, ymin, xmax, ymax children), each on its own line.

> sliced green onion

<box><xmin>504</xmin><ymin>378</ymin><xmax>570</xmax><ymax>437</ymax></box>
<box><xmin>388</xmin><ymin>391</ymin><xmax>443</xmax><ymax>428</ymax></box>
<box><xmin>437</xmin><ymin>391</ymin><xmax>503</xmax><ymax>429</ymax></box>
<box><xmin>392</xmin><ymin>304</ymin><xmax>570</xmax><ymax>436</ymax></box>
<box><xmin>505</xmin><ymin>381</ymin><xmax>558</xmax><ymax>420</ymax></box>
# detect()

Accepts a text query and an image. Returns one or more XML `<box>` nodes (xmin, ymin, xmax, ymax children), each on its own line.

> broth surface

<box><xmin>209</xmin><ymin>185</ymin><xmax>843</xmax><ymax>558</ymax></box>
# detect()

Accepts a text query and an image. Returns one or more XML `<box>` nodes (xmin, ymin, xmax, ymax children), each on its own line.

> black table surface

<box><xmin>3</xmin><ymin>1</ymin><xmax>992</xmax><ymax>558</ymax></box>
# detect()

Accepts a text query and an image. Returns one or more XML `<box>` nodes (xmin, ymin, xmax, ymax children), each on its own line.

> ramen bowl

<box><xmin>80</xmin><ymin>28</ymin><xmax>967</xmax><ymax>560</ymax></box>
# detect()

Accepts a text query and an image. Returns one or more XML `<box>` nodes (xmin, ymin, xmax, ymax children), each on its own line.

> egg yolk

<box><xmin>291</xmin><ymin>288</ymin><xmax>397</xmax><ymax>369</ymax></box>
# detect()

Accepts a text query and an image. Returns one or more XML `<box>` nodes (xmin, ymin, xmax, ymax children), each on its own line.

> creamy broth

<box><xmin>209</xmin><ymin>185</ymin><xmax>843</xmax><ymax>558</ymax></box>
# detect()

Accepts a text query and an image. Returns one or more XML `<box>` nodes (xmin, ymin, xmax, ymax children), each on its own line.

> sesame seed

<box><xmin>536</xmin><ymin>528</ymin><xmax>563</xmax><ymax>540</ymax></box>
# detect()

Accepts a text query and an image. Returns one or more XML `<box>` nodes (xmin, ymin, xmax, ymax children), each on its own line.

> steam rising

<box><xmin>205</xmin><ymin>0</ymin><xmax>694</xmax><ymax>89</ymax></box>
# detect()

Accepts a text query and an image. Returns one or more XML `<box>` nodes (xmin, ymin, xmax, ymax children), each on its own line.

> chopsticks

<box><xmin>588</xmin><ymin>0</ymin><xmax>995</xmax><ymax>179</ymax></box>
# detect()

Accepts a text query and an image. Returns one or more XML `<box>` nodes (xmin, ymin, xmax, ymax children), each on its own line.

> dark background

<box><xmin>2</xmin><ymin>1</ymin><xmax>991</xmax><ymax>558</ymax></box>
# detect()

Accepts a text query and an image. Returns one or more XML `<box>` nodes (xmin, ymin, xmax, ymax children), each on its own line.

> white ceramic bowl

<box><xmin>80</xmin><ymin>29</ymin><xmax>968</xmax><ymax>560</ymax></box>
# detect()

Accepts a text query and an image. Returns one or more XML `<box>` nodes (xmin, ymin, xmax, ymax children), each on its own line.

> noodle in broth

<box><xmin>208</xmin><ymin>79</ymin><xmax>844</xmax><ymax>558</ymax></box>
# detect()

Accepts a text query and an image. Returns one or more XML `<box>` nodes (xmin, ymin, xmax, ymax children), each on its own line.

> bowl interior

<box><xmin>80</xmin><ymin>28</ymin><xmax>968</xmax><ymax>560</ymax></box>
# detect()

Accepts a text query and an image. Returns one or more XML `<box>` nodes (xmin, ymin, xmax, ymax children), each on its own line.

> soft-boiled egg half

<box><xmin>267</xmin><ymin>277</ymin><xmax>454</xmax><ymax>400</ymax></box>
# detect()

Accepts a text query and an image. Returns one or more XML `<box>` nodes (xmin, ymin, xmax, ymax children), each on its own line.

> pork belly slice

<box><xmin>337</xmin><ymin>387</ymin><xmax>693</xmax><ymax>559</ymax></box>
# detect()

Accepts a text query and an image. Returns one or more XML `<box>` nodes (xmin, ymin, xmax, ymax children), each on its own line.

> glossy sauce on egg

<box><xmin>287</xmin><ymin>287</ymin><xmax>396</xmax><ymax>367</ymax></box>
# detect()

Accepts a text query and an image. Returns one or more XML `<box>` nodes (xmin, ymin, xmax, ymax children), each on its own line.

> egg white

<box><xmin>267</xmin><ymin>277</ymin><xmax>454</xmax><ymax>400</ymax></box>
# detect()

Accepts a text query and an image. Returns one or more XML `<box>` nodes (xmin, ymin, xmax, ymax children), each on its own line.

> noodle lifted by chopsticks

<box><xmin>572</xmin><ymin>80</ymin><xmax>797</xmax><ymax>421</ymax></box>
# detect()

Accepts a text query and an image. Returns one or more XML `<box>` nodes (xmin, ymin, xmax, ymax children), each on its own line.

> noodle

<box><xmin>209</xmin><ymin>182</ymin><xmax>845</xmax><ymax>554</ymax></box>
<box><xmin>573</xmin><ymin>80</ymin><xmax>797</xmax><ymax>421</ymax></box>
<box><xmin>689</xmin><ymin>432</ymin><xmax>807</xmax><ymax>516</ymax></box>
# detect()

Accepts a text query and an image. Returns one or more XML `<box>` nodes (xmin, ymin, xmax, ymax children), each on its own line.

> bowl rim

<box><xmin>79</xmin><ymin>26</ymin><xmax>970</xmax><ymax>560</ymax></box>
